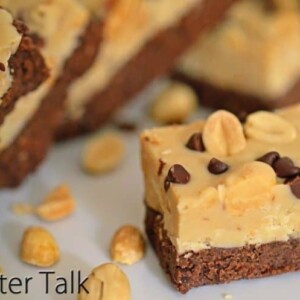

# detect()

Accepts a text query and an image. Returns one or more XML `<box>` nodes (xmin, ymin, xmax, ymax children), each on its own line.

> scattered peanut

<box><xmin>244</xmin><ymin>111</ymin><xmax>297</xmax><ymax>144</ymax></box>
<box><xmin>224</xmin><ymin>162</ymin><xmax>276</xmax><ymax>215</ymax></box>
<box><xmin>78</xmin><ymin>263</ymin><xmax>131</xmax><ymax>300</ymax></box>
<box><xmin>203</xmin><ymin>110</ymin><xmax>246</xmax><ymax>157</ymax></box>
<box><xmin>222</xmin><ymin>293</ymin><xmax>233</xmax><ymax>300</ymax></box>
<box><xmin>35</xmin><ymin>185</ymin><xmax>75</xmax><ymax>222</ymax></box>
<box><xmin>21</xmin><ymin>226</ymin><xmax>60</xmax><ymax>267</ymax></box>
<box><xmin>150</xmin><ymin>82</ymin><xmax>198</xmax><ymax>124</ymax></box>
<box><xmin>110</xmin><ymin>225</ymin><xmax>145</xmax><ymax>265</ymax></box>
<box><xmin>11</xmin><ymin>203</ymin><xmax>34</xmax><ymax>215</ymax></box>
<box><xmin>82</xmin><ymin>133</ymin><xmax>125</xmax><ymax>175</ymax></box>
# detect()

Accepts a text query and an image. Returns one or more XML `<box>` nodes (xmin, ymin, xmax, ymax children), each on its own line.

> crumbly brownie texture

<box><xmin>0</xmin><ymin>20</ymin><xmax>49</xmax><ymax>125</ymax></box>
<box><xmin>146</xmin><ymin>205</ymin><xmax>300</xmax><ymax>294</ymax></box>
<box><xmin>173</xmin><ymin>73</ymin><xmax>300</xmax><ymax>120</ymax></box>
<box><xmin>0</xmin><ymin>20</ymin><xmax>102</xmax><ymax>188</ymax></box>
<box><xmin>56</xmin><ymin>0</ymin><xmax>238</xmax><ymax>140</ymax></box>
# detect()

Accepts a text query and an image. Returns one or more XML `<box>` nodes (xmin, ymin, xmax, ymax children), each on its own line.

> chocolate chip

<box><xmin>0</xmin><ymin>63</ymin><xmax>5</xmax><ymax>72</ymax></box>
<box><xmin>289</xmin><ymin>177</ymin><xmax>300</xmax><ymax>199</ymax></box>
<box><xmin>164</xmin><ymin>164</ymin><xmax>190</xmax><ymax>191</ymax></box>
<box><xmin>157</xmin><ymin>159</ymin><xmax>166</xmax><ymax>176</ymax></box>
<box><xmin>208</xmin><ymin>158</ymin><xmax>229</xmax><ymax>175</ymax></box>
<box><xmin>186</xmin><ymin>133</ymin><xmax>205</xmax><ymax>152</ymax></box>
<box><xmin>273</xmin><ymin>157</ymin><xmax>300</xmax><ymax>178</ymax></box>
<box><xmin>263</xmin><ymin>0</ymin><xmax>278</xmax><ymax>12</ymax></box>
<box><xmin>114</xmin><ymin>121</ymin><xmax>137</xmax><ymax>132</ymax></box>
<box><xmin>257</xmin><ymin>151</ymin><xmax>280</xmax><ymax>167</ymax></box>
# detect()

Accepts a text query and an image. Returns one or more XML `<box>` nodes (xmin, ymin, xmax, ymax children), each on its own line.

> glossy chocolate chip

<box><xmin>273</xmin><ymin>157</ymin><xmax>300</xmax><ymax>178</ymax></box>
<box><xmin>164</xmin><ymin>164</ymin><xmax>190</xmax><ymax>191</ymax></box>
<box><xmin>0</xmin><ymin>63</ymin><xmax>5</xmax><ymax>72</ymax></box>
<box><xmin>257</xmin><ymin>151</ymin><xmax>280</xmax><ymax>167</ymax></box>
<box><xmin>186</xmin><ymin>133</ymin><xmax>205</xmax><ymax>152</ymax></box>
<box><xmin>289</xmin><ymin>177</ymin><xmax>300</xmax><ymax>199</ymax></box>
<box><xmin>157</xmin><ymin>159</ymin><xmax>166</xmax><ymax>176</ymax></box>
<box><xmin>208</xmin><ymin>158</ymin><xmax>229</xmax><ymax>175</ymax></box>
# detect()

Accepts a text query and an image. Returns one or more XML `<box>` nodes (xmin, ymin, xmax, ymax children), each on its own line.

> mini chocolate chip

<box><xmin>264</xmin><ymin>0</ymin><xmax>278</xmax><ymax>12</ymax></box>
<box><xmin>257</xmin><ymin>151</ymin><xmax>280</xmax><ymax>167</ymax></box>
<box><xmin>273</xmin><ymin>157</ymin><xmax>300</xmax><ymax>178</ymax></box>
<box><xmin>0</xmin><ymin>63</ymin><xmax>5</xmax><ymax>72</ymax></box>
<box><xmin>164</xmin><ymin>164</ymin><xmax>190</xmax><ymax>191</ymax></box>
<box><xmin>114</xmin><ymin>121</ymin><xmax>137</xmax><ymax>132</ymax></box>
<box><xmin>208</xmin><ymin>158</ymin><xmax>229</xmax><ymax>175</ymax></box>
<box><xmin>289</xmin><ymin>177</ymin><xmax>300</xmax><ymax>199</ymax></box>
<box><xmin>186</xmin><ymin>133</ymin><xmax>205</xmax><ymax>152</ymax></box>
<box><xmin>157</xmin><ymin>159</ymin><xmax>166</xmax><ymax>176</ymax></box>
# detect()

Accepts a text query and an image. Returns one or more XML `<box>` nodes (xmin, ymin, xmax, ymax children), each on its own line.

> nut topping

<box><xmin>245</xmin><ymin>111</ymin><xmax>297</xmax><ymax>144</ymax></box>
<box><xmin>203</xmin><ymin>110</ymin><xmax>246</xmax><ymax>157</ymax></box>
<box><xmin>224</xmin><ymin>162</ymin><xmax>276</xmax><ymax>215</ymax></box>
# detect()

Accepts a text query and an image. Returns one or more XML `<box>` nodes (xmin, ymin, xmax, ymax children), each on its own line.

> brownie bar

<box><xmin>0</xmin><ymin>20</ymin><xmax>102</xmax><ymax>188</ymax></box>
<box><xmin>56</xmin><ymin>0</ymin><xmax>238</xmax><ymax>140</ymax></box>
<box><xmin>146</xmin><ymin>205</ymin><xmax>300</xmax><ymax>294</ymax></box>
<box><xmin>173</xmin><ymin>73</ymin><xmax>300</xmax><ymax>120</ymax></box>
<box><xmin>174</xmin><ymin>0</ymin><xmax>300</xmax><ymax>118</ymax></box>
<box><xmin>0</xmin><ymin>20</ymin><xmax>49</xmax><ymax>125</ymax></box>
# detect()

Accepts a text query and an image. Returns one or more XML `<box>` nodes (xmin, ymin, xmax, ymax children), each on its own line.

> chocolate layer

<box><xmin>0</xmin><ymin>20</ymin><xmax>49</xmax><ymax>125</ymax></box>
<box><xmin>145</xmin><ymin>205</ymin><xmax>300</xmax><ymax>294</ymax></box>
<box><xmin>173</xmin><ymin>72</ymin><xmax>300</xmax><ymax>120</ymax></box>
<box><xmin>0</xmin><ymin>20</ymin><xmax>102</xmax><ymax>187</ymax></box>
<box><xmin>56</xmin><ymin>0</ymin><xmax>238</xmax><ymax>140</ymax></box>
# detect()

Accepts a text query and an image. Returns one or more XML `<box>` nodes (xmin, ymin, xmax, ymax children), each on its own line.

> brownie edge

<box><xmin>145</xmin><ymin>205</ymin><xmax>300</xmax><ymax>294</ymax></box>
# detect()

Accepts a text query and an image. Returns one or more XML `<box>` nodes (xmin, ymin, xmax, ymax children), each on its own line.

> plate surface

<box><xmin>0</xmin><ymin>83</ymin><xmax>299</xmax><ymax>300</ymax></box>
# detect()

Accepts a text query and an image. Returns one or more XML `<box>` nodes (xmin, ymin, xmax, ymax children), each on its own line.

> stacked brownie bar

<box><xmin>175</xmin><ymin>0</ymin><xmax>300</xmax><ymax>117</ymax></box>
<box><xmin>141</xmin><ymin>106</ymin><xmax>300</xmax><ymax>293</ymax></box>
<box><xmin>0</xmin><ymin>0</ymin><xmax>102</xmax><ymax>187</ymax></box>
<box><xmin>56</xmin><ymin>0</ymin><xmax>239</xmax><ymax>139</ymax></box>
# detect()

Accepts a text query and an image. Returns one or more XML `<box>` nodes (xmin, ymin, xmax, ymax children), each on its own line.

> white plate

<box><xmin>0</xmin><ymin>82</ymin><xmax>299</xmax><ymax>300</ymax></box>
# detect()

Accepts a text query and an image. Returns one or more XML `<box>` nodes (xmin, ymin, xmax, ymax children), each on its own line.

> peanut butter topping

<box><xmin>0</xmin><ymin>0</ymin><xmax>89</xmax><ymax>150</ymax></box>
<box><xmin>141</xmin><ymin>105</ymin><xmax>300</xmax><ymax>254</ymax></box>
<box><xmin>65</xmin><ymin>0</ymin><xmax>200</xmax><ymax>120</ymax></box>
<box><xmin>0</xmin><ymin>9</ymin><xmax>22</xmax><ymax>101</ymax></box>
<box><xmin>178</xmin><ymin>0</ymin><xmax>300</xmax><ymax>99</ymax></box>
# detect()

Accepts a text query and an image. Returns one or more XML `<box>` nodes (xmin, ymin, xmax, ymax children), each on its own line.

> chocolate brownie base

<box><xmin>56</xmin><ymin>0</ymin><xmax>238</xmax><ymax>140</ymax></box>
<box><xmin>0</xmin><ymin>20</ymin><xmax>102</xmax><ymax>188</ymax></box>
<box><xmin>0</xmin><ymin>20</ymin><xmax>49</xmax><ymax>125</ymax></box>
<box><xmin>173</xmin><ymin>72</ymin><xmax>300</xmax><ymax>120</ymax></box>
<box><xmin>145</xmin><ymin>205</ymin><xmax>300</xmax><ymax>294</ymax></box>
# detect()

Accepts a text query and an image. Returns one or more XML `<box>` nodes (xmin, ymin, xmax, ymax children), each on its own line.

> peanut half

<box><xmin>203</xmin><ymin>110</ymin><xmax>246</xmax><ymax>157</ymax></box>
<box><xmin>82</xmin><ymin>133</ymin><xmax>125</xmax><ymax>175</ymax></box>
<box><xmin>110</xmin><ymin>225</ymin><xmax>146</xmax><ymax>265</ymax></box>
<box><xmin>150</xmin><ymin>82</ymin><xmax>198</xmax><ymax>124</ymax></box>
<box><xmin>244</xmin><ymin>111</ymin><xmax>297</xmax><ymax>144</ymax></box>
<box><xmin>21</xmin><ymin>227</ymin><xmax>60</xmax><ymax>267</ymax></box>
<box><xmin>224</xmin><ymin>161</ymin><xmax>276</xmax><ymax>215</ymax></box>
<box><xmin>36</xmin><ymin>185</ymin><xmax>75</xmax><ymax>222</ymax></box>
<box><xmin>78</xmin><ymin>263</ymin><xmax>131</xmax><ymax>300</ymax></box>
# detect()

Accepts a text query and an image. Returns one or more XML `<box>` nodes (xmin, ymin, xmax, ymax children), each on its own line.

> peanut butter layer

<box><xmin>178</xmin><ymin>0</ymin><xmax>300</xmax><ymax>99</ymax></box>
<box><xmin>0</xmin><ymin>0</ymin><xmax>89</xmax><ymax>150</ymax></box>
<box><xmin>66</xmin><ymin>0</ymin><xmax>201</xmax><ymax>120</ymax></box>
<box><xmin>0</xmin><ymin>9</ymin><xmax>22</xmax><ymax>101</ymax></box>
<box><xmin>141</xmin><ymin>105</ymin><xmax>300</xmax><ymax>254</ymax></box>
